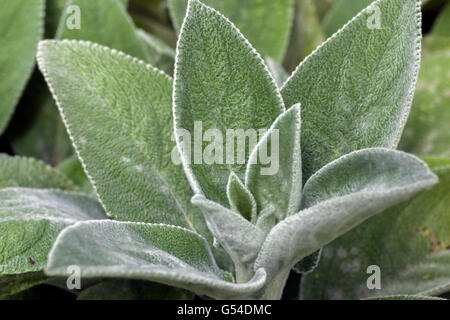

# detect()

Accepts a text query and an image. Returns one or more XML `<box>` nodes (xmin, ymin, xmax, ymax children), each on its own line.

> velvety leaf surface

<box><xmin>57</xmin><ymin>0</ymin><xmax>150</xmax><ymax>62</ymax></box>
<box><xmin>0</xmin><ymin>188</ymin><xmax>106</xmax><ymax>275</ymax></box>
<box><xmin>78</xmin><ymin>279</ymin><xmax>194</xmax><ymax>300</ymax></box>
<box><xmin>168</xmin><ymin>0</ymin><xmax>293</xmax><ymax>62</ymax></box>
<box><xmin>0</xmin><ymin>155</ymin><xmax>76</xmax><ymax>191</ymax></box>
<box><xmin>399</xmin><ymin>49</ymin><xmax>450</xmax><ymax>157</ymax></box>
<box><xmin>0</xmin><ymin>154</ymin><xmax>80</xmax><ymax>296</ymax></box>
<box><xmin>174</xmin><ymin>0</ymin><xmax>285</xmax><ymax>206</ymax></box>
<box><xmin>282</xmin><ymin>0</ymin><xmax>422</xmax><ymax>181</ymax></box>
<box><xmin>46</xmin><ymin>221</ymin><xmax>267</xmax><ymax>299</ymax></box>
<box><xmin>227</xmin><ymin>172</ymin><xmax>256</xmax><ymax>222</ymax></box>
<box><xmin>246</xmin><ymin>104</ymin><xmax>302</xmax><ymax>223</ymax></box>
<box><xmin>192</xmin><ymin>195</ymin><xmax>265</xmax><ymax>283</ymax></box>
<box><xmin>302</xmin><ymin>164</ymin><xmax>450</xmax><ymax>299</ymax></box>
<box><xmin>255</xmin><ymin>149</ymin><xmax>437</xmax><ymax>295</ymax></box>
<box><xmin>0</xmin><ymin>0</ymin><xmax>44</xmax><ymax>134</ymax></box>
<box><xmin>37</xmin><ymin>40</ymin><xmax>203</xmax><ymax>230</ymax></box>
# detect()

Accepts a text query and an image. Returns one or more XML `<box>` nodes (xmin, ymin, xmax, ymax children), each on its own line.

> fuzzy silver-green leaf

<box><xmin>255</xmin><ymin>149</ymin><xmax>437</xmax><ymax>294</ymax></box>
<box><xmin>282</xmin><ymin>0</ymin><xmax>422</xmax><ymax>180</ymax></box>
<box><xmin>173</xmin><ymin>0</ymin><xmax>285</xmax><ymax>206</ymax></box>
<box><xmin>46</xmin><ymin>220</ymin><xmax>267</xmax><ymax>299</ymax></box>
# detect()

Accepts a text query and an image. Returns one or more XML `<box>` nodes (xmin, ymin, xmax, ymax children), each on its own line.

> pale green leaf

<box><xmin>37</xmin><ymin>40</ymin><xmax>200</xmax><ymax>230</ymax></box>
<box><xmin>0</xmin><ymin>154</ymin><xmax>79</xmax><ymax>296</ymax></box>
<box><xmin>192</xmin><ymin>195</ymin><xmax>266</xmax><ymax>283</ymax></box>
<box><xmin>0</xmin><ymin>188</ymin><xmax>106</xmax><ymax>275</ymax></box>
<box><xmin>46</xmin><ymin>221</ymin><xmax>267</xmax><ymax>299</ymax></box>
<box><xmin>0</xmin><ymin>154</ymin><xmax>76</xmax><ymax>191</ymax></box>
<box><xmin>282</xmin><ymin>0</ymin><xmax>422</xmax><ymax>181</ymax></box>
<box><xmin>226</xmin><ymin>172</ymin><xmax>256</xmax><ymax>222</ymax></box>
<box><xmin>174</xmin><ymin>0</ymin><xmax>285</xmax><ymax>206</ymax></box>
<box><xmin>302</xmin><ymin>164</ymin><xmax>450</xmax><ymax>299</ymax></box>
<box><xmin>254</xmin><ymin>206</ymin><xmax>277</xmax><ymax>235</ymax></box>
<box><xmin>255</xmin><ymin>149</ymin><xmax>437</xmax><ymax>296</ymax></box>
<box><xmin>78</xmin><ymin>279</ymin><xmax>194</xmax><ymax>300</ymax></box>
<box><xmin>246</xmin><ymin>104</ymin><xmax>302</xmax><ymax>224</ymax></box>
<box><xmin>57</xmin><ymin>0</ymin><xmax>150</xmax><ymax>62</ymax></box>
<box><xmin>399</xmin><ymin>49</ymin><xmax>450</xmax><ymax>158</ymax></box>
<box><xmin>168</xmin><ymin>0</ymin><xmax>294</xmax><ymax>62</ymax></box>
<box><xmin>0</xmin><ymin>0</ymin><xmax>44</xmax><ymax>134</ymax></box>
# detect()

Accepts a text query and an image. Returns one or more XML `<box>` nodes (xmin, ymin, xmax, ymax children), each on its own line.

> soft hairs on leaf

<box><xmin>226</xmin><ymin>172</ymin><xmax>257</xmax><ymax>222</ymax></box>
<box><xmin>0</xmin><ymin>154</ymin><xmax>76</xmax><ymax>191</ymax></box>
<box><xmin>281</xmin><ymin>0</ymin><xmax>422</xmax><ymax>181</ymax></box>
<box><xmin>254</xmin><ymin>148</ymin><xmax>437</xmax><ymax>297</ymax></box>
<box><xmin>46</xmin><ymin>221</ymin><xmax>267</xmax><ymax>299</ymax></box>
<box><xmin>245</xmin><ymin>104</ymin><xmax>302</xmax><ymax>224</ymax></box>
<box><xmin>36</xmin><ymin>40</ymin><xmax>208</xmax><ymax>235</ymax></box>
<box><xmin>302</xmin><ymin>164</ymin><xmax>450</xmax><ymax>299</ymax></box>
<box><xmin>192</xmin><ymin>195</ymin><xmax>266</xmax><ymax>283</ymax></box>
<box><xmin>0</xmin><ymin>188</ymin><xmax>106</xmax><ymax>275</ymax></box>
<box><xmin>173</xmin><ymin>0</ymin><xmax>285</xmax><ymax>206</ymax></box>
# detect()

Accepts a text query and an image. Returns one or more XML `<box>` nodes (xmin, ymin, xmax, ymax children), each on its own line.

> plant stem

<box><xmin>260</xmin><ymin>268</ymin><xmax>291</xmax><ymax>300</ymax></box>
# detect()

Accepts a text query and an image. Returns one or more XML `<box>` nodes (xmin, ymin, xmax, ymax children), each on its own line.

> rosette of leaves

<box><xmin>1</xmin><ymin>0</ymin><xmax>440</xmax><ymax>299</ymax></box>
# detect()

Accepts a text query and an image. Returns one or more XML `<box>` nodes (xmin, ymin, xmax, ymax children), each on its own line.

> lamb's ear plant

<box><xmin>1</xmin><ymin>0</ymin><xmax>442</xmax><ymax>300</ymax></box>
